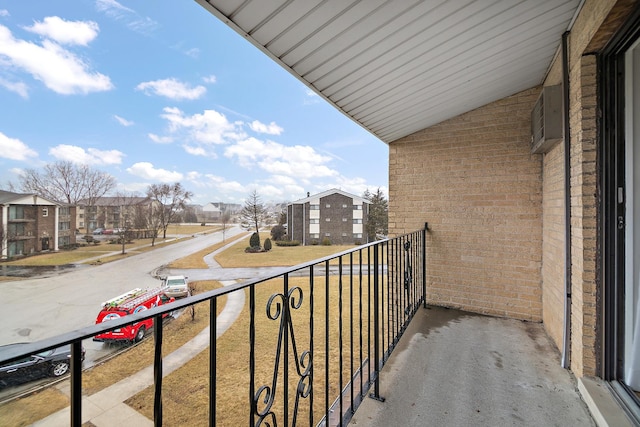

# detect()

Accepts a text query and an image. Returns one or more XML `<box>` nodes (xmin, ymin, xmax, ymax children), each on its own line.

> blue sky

<box><xmin>0</xmin><ymin>1</ymin><xmax>388</xmax><ymax>205</ymax></box>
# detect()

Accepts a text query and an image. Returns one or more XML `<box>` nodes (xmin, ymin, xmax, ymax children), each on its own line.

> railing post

<box><xmin>210</xmin><ymin>298</ymin><xmax>217</xmax><ymax>426</ymax></box>
<box><xmin>153</xmin><ymin>314</ymin><xmax>163</xmax><ymax>427</ymax></box>
<box><xmin>70</xmin><ymin>341</ymin><xmax>83</xmax><ymax>427</ymax></box>
<box><xmin>423</xmin><ymin>222</ymin><xmax>428</xmax><ymax>309</ymax></box>
<box><xmin>370</xmin><ymin>243</ymin><xmax>385</xmax><ymax>402</ymax></box>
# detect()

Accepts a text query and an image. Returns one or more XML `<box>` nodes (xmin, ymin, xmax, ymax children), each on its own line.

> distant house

<box><xmin>76</xmin><ymin>196</ymin><xmax>152</xmax><ymax>232</ymax></box>
<box><xmin>0</xmin><ymin>190</ymin><xmax>76</xmax><ymax>259</ymax></box>
<box><xmin>202</xmin><ymin>202</ymin><xmax>222</xmax><ymax>221</ymax></box>
<box><xmin>287</xmin><ymin>189</ymin><xmax>370</xmax><ymax>245</ymax></box>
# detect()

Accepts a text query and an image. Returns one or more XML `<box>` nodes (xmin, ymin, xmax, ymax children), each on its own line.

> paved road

<box><xmin>0</xmin><ymin>226</ymin><xmax>245</xmax><ymax>347</ymax></box>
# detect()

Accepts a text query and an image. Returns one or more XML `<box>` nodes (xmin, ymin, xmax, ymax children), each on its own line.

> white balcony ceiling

<box><xmin>195</xmin><ymin>0</ymin><xmax>582</xmax><ymax>144</ymax></box>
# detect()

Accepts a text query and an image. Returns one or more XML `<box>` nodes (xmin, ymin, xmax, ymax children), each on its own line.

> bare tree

<box><xmin>18</xmin><ymin>161</ymin><xmax>115</xmax><ymax>205</ymax></box>
<box><xmin>146</xmin><ymin>183</ymin><xmax>193</xmax><ymax>239</ymax></box>
<box><xmin>240</xmin><ymin>190</ymin><xmax>268</xmax><ymax>235</ymax></box>
<box><xmin>220</xmin><ymin>209</ymin><xmax>231</xmax><ymax>242</ymax></box>
<box><xmin>112</xmin><ymin>191</ymin><xmax>144</xmax><ymax>254</ymax></box>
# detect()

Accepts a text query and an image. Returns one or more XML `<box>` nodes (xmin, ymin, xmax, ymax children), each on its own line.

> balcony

<box><xmin>0</xmin><ymin>226</ymin><xmax>594</xmax><ymax>426</ymax></box>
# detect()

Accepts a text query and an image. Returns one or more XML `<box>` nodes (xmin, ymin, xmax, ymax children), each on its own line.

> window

<box><xmin>353</xmin><ymin>205</ymin><xmax>362</xmax><ymax>210</ymax></box>
<box><xmin>310</xmin><ymin>219</ymin><xmax>319</xmax><ymax>224</ymax></box>
<box><xmin>354</xmin><ymin>233</ymin><xmax>362</xmax><ymax>239</ymax></box>
<box><xmin>8</xmin><ymin>241</ymin><xmax>25</xmax><ymax>257</ymax></box>
<box><xmin>325</xmin><ymin>218</ymin><xmax>331</xmax><ymax>222</ymax></box>
<box><xmin>342</xmin><ymin>232</ymin><xmax>347</xmax><ymax>237</ymax></box>
<box><xmin>310</xmin><ymin>204</ymin><xmax>320</xmax><ymax>210</ymax></box>
<box><xmin>311</xmin><ymin>233</ymin><xmax>319</xmax><ymax>239</ymax></box>
<box><xmin>79</xmin><ymin>214</ymin><xmax>84</xmax><ymax>218</ymax></box>
<box><xmin>353</xmin><ymin>219</ymin><xmax>362</xmax><ymax>224</ymax></box>
<box><xmin>59</xmin><ymin>221</ymin><xmax>70</xmax><ymax>231</ymax></box>
<box><xmin>342</xmin><ymin>204</ymin><xmax>348</xmax><ymax>208</ymax></box>
<box><xmin>342</xmin><ymin>218</ymin><xmax>348</xmax><ymax>222</ymax></box>
<box><xmin>60</xmin><ymin>207</ymin><xmax>70</xmax><ymax>216</ymax></box>
<box><xmin>8</xmin><ymin>206</ymin><xmax>24</xmax><ymax>220</ymax></box>
<box><xmin>42</xmin><ymin>207</ymin><xmax>48</xmax><ymax>217</ymax></box>
<box><xmin>8</xmin><ymin>223</ymin><xmax>25</xmax><ymax>236</ymax></box>
<box><xmin>325</xmin><ymin>232</ymin><xmax>331</xmax><ymax>237</ymax></box>
<box><xmin>325</xmin><ymin>203</ymin><xmax>331</xmax><ymax>208</ymax></box>
<box><xmin>58</xmin><ymin>236</ymin><xmax>70</xmax><ymax>247</ymax></box>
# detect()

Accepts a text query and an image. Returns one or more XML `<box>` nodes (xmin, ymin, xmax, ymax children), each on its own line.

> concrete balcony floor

<box><xmin>350</xmin><ymin>306</ymin><xmax>595</xmax><ymax>427</ymax></box>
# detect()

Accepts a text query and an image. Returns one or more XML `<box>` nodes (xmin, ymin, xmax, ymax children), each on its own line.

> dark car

<box><xmin>0</xmin><ymin>343</ymin><xmax>85</xmax><ymax>381</ymax></box>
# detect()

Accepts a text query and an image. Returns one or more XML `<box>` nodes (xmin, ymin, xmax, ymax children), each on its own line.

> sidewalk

<box><xmin>33</xmin><ymin>279</ymin><xmax>244</xmax><ymax>426</ymax></box>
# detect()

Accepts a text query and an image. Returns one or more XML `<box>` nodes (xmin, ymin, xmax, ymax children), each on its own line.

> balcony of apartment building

<box><xmin>0</xmin><ymin>226</ymin><xmax>602</xmax><ymax>426</ymax></box>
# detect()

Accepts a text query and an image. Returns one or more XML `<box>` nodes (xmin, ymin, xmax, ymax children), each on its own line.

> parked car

<box><xmin>0</xmin><ymin>343</ymin><xmax>85</xmax><ymax>381</ymax></box>
<box><xmin>92</xmin><ymin>228</ymin><xmax>104</xmax><ymax>235</ymax></box>
<box><xmin>161</xmin><ymin>275</ymin><xmax>190</xmax><ymax>298</ymax></box>
<box><xmin>102</xmin><ymin>229</ymin><xmax>114</xmax><ymax>235</ymax></box>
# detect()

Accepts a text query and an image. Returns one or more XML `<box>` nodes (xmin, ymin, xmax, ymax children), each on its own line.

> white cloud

<box><xmin>148</xmin><ymin>133</ymin><xmax>173</xmax><ymax>144</ymax></box>
<box><xmin>24</xmin><ymin>16</ymin><xmax>99</xmax><ymax>46</ymax></box>
<box><xmin>114</xmin><ymin>115</ymin><xmax>133</xmax><ymax>126</ymax></box>
<box><xmin>185</xmin><ymin>48</ymin><xmax>199</xmax><ymax>58</ymax></box>
<box><xmin>203</xmin><ymin>74</ymin><xmax>216</xmax><ymax>84</ymax></box>
<box><xmin>95</xmin><ymin>0</ymin><xmax>158</xmax><ymax>35</ymax></box>
<box><xmin>49</xmin><ymin>144</ymin><xmax>124</xmax><ymax>165</ymax></box>
<box><xmin>0</xmin><ymin>25</ymin><xmax>113</xmax><ymax>95</ymax></box>
<box><xmin>182</xmin><ymin>144</ymin><xmax>210</xmax><ymax>157</ymax></box>
<box><xmin>160</xmin><ymin>107</ymin><xmax>245</xmax><ymax>147</ymax></box>
<box><xmin>0</xmin><ymin>10</ymin><xmax>9</xmax><ymax>17</ymax></box>
<box><xmin>0</xmin><ymin>77</ymin><xmax>28</xmax><ymax>98</ymax></box>
<box><xmin>136</xmin><ymin>78</ymin><xmax>206</xmax><ymax>100</ymax></box>
<box><xmin>225</xmin><ymin>137</ymin><xmax>337</xmax><ymax>178</ymax></box>
<box><xmin>249</xmin><ymin>120</ymin><xmax>283</xmax><ymax>135</ymax></box>
<box><xmin>0</xmin><ymin>132</ymin><xmax>38</xmax><ymax>160</ymax></box>
<box><xmin>304</xmin><ymin>88</ymin><xmax>320</xmax><ymax>105</ymax></box>
<box><xmin>126</xmin><ymin>162</ymin><xmax>183</xmax><ymax>183</ymax></box>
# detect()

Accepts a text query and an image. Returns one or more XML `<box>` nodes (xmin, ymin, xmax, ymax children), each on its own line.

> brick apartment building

<box><xmin>77</xmin><ymin>196</ymin><xmax>152</xmax><ymax>232</ymax></box>
<box><xmin>0</xmin><ymin>190</ymin><xmax>76</xmax><ymax>259</ymax></box>
<box><xmin>287</xmin><ymin>189</ymin><xmax>370</xmax><ymax>245</ymax></box>
<box><xmin>199</xmin><ymin>0</ymin><xmax>640</xmax><ymax>421</ymax></box>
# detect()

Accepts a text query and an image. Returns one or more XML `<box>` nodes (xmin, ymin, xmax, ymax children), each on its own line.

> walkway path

<box><xmin>32</xmin><ymin>234</ymin><xmax>249</xmax><ymax>426</ymax></box>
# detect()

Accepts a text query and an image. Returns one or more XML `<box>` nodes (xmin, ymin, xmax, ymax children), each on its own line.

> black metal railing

<box><xmin>0</xmin><ymin>225</ymin><xmax>428</xmax><ymax>426</ymax></box>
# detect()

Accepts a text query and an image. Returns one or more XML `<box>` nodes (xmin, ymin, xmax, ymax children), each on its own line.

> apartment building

<box><xmin>0</xmin><ymin>190</ymin><xmax>76</xmax><ymax>259</ymax></box>
<box><xmin>77</xmin><ymin>196</ymin><xmax>151</xmax><ymax>232</ymax></box>
<box><xmin>287</xmin><ymin>189</ymin><xmax>369</xmax><ymax>245</ymax></box>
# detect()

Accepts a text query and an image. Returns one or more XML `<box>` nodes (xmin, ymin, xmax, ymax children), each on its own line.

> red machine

<box><xmin>93</xmin><ymin>288</ymin><xmax>175</xmax><ymax>344</ymax></box>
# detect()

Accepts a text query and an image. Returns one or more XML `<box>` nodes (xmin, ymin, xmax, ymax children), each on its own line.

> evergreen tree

<box><xmin>364</xmin><ymin>188</ymin><xmax>389</xmax><ymax>241</ymax></box>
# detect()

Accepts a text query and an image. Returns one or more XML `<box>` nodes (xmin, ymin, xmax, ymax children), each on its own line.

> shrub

<box><xmin>201</xmin><ymin>222</ymin><xmax>206</xmax><ymax>226</ymax></box>
<box><xmin>270</xmin><ymin>225</ymin><xmax>286</xmax><ymax>241</ymax></box>
<box><xmin>275</xmin><ymin>240</ymin><xmax>300</xmax><ymax>247</ymax></box>
<box><xmin>311</xmin><ymin>239</ymin><xmax>319</xmax><ymax>246</ymax></box>
<box><xmin>322</xmin><ymin>237</ymin><xmax>331</xmax><ymax>246</ymax></box>
<box><xmin>264</xmin><ymin>238</ymin><xmax>272</xmax><ymax>251</ymax></box>
<box><xmin>245</xmin><ymin>246</ymin><xmax>262</xmax><ymax>253</ymax></box>
<box><xmin>354</xmin><ymin>240</ymin><xmax>363</xmax><ymax>246</ymax></box>
<box><xmin>249</xmin><ymin>232</ymin><xmax>261</xmax><ymax>249</ymax></box>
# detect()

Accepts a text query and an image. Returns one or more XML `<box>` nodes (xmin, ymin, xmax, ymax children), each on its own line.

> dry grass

<box><xmin>0</xmin><ymin>387</ymin><xmax>70</xmax><ymax>427</ymax></box>
<box><xmin>214</xmin><ymin>233</ymin><xmax>372</xmax><ymax>268</ymax></box>
<box><xmin>126</xmin><ymin>275</ymin><xmax>375</xmax><ymax>426</ymax></box>
<box><xmin>167</xmin><ymin>232</ymin><xmax>249</xmax><ymax>269</ymax></box>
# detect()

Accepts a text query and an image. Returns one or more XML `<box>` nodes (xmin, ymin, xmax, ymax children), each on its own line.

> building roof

<box><xmin>196</xmin><ymin>0</ymin><xmax>582</xmax><ymax>144</ymax></box>
<box><xmin>288</xmin><ymin>188</ymin><xmax>370</xmax><ymax>205</ymax></box>
<box><xmin>0</xmin><ymin>190</ymin><xmax>60</xmax><ymax>206</ymax></box>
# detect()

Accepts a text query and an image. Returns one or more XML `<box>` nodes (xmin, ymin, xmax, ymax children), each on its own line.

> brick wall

<box><xmin>541</xmin><ymin>142</ymin><xmax>566</xmax><ymax>351</ymax></box>
<box><xmin>319</xmin><ymin>193</ymin><xmax>356</xmax><ymax>245</ymax></box>
<box><xmin>389</xmin><ymin>87</ymin><xmax>543</xmax><ymax>321</ymax></box>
